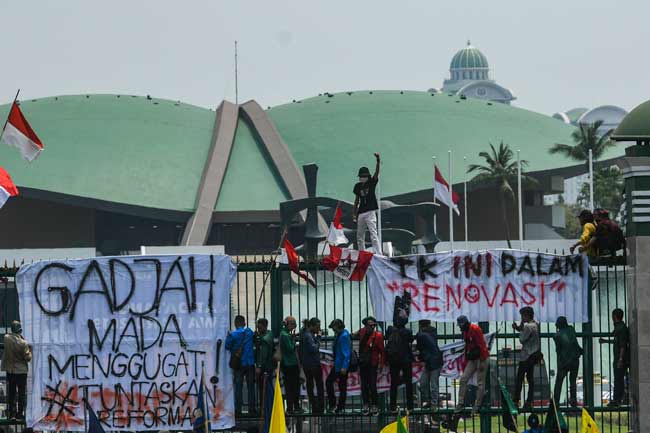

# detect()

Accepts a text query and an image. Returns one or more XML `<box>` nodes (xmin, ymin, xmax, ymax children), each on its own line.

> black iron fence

<box><xmin>0</xmin><ymin>255</ymin><xmax>631</xmax><ymax>433</ymax></box>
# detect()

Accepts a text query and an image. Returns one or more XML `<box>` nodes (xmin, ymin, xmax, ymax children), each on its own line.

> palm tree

<box><xmin>467</xmin><ymin>141</ymin><xmax>537</xmax><ymax>248</ymax></box>
<box><xmin>549</xmin><ymin>120</ymin><xmax>616</xmax><ymax>168</ymax></box>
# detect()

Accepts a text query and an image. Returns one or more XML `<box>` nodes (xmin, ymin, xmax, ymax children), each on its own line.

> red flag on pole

<box><xmin>1</xmin><ymin>101</ymin><xmax>44</xmax><ymax>162</ymax></box>
<box><xmin>326</xmin><ymin>204</ymin><xmax>349</xmax><ymax>245</ymax></box>
<box><xmin>283</xmin><ymin>239</ymin><xmax>316</xmax><ymax>288</ymax></box>
<box><xmin>322</xmin><ymin>245</ymin><xmax>373</xmax><ymax>281</ymax></box>
<box><xmin>0</xmin><ymin>166</ymin><xmax>19</xmax><ymax>209</ymax></box>
<box><xmin>434</xmin><ymin>165</ymin><xmax>460</xmax><ymax>215</ymax></box>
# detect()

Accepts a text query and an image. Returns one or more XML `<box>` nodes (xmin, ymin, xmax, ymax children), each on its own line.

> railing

<box><xmin>0</xmin><ymin>255</ymin><xmax>631</xmax><ymax>433</ymax></box>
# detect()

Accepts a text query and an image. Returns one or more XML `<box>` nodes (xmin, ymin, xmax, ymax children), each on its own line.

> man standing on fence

<box><xmin>513</xmin><ymin>306</ymin><xmax>542</xmax><ymax>410</ymax></box>
<box><xmin>1</xmin><ymin>320</ymin><xmax>32</xmax><ymax>421</ymax></box>
<box><xmin>416</xmin><ymin>319</ymin><xmax>443</xmax><ymax>411</ymax></box>
<box><xmin>599</xmin><ymin>308</ymin><xmax>630</xmax><ymax>407</ymax></box>
<box><xmin>552</xmin><ymin>316</ymin><xmax>582</xmax><ymax>407</ymax></box>
<box><xmin>386</xmin><ymin>315</ymin><xmax>415</xmax><ymax>412</ymax></box>
<box><xmin>456</xmin><ymin>316</ymin><xmax>489</xmax><ymax>414</ymax></box>
<box><xmin>279</xmin><ymin>316</ymin><xmax>303</xmax><ymax>414</ymax></box>
<box><xmin>355</xmin><ymin>316</ymin><xmax>384</xmax><ymax>416</ymax></box>
<box><xmin>353</xmin><ymin>152</ymin><xmax>382</xmax><ymax>253</ymax></box>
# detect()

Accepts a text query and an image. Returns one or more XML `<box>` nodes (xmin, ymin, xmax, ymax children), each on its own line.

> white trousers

<box><xmin>357</xmin><ymin>210</ymin><xmax>381</xmax><ymax>253</ymax></box>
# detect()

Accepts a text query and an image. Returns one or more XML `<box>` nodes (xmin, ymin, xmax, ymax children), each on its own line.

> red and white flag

<box><xmin>434</xmin><ymin>165</ymin><xmax>460</xmax><ymax>215</ymax></box>
<box><xmin>281</xmin><ymin>239</ymin><xmax>316</xmax><ymax>287</ymax></box>
<box><xmin>322</xmin><ymin>245</ymin><xmax>373</xmax><ymax>281</ymax></box>
<box><xmin>2</xmin><ymin>102</ymin><xmax>44</xmax><ymax>162</ymax></box>
<box><xmin>326</xmin><ymin>204</ymin><xmax>349</xmax><ymax>245</ymax></box>
<box><xmin>0</xmin><ymin>166</ymin><xmax>19</xmax><ymax>209</ymax></box>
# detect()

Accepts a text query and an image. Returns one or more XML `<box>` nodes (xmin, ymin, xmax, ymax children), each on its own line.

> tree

<box><xmin>577</xmin><ymin>166</ymin><xmax>624</xmax><ymax>220</ymax></box>
<box><xmin>468</xmin><ymin>141</ymin><xmax>537</xmax><ymax>248</ymax></box>
<box><xmin>549</xmin><ymin>120</ymin><xmax>616</xmax><ymax>168</ymax></box>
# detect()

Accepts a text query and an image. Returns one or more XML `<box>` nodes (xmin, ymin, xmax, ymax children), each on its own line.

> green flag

<box><xmin>499</xmin><ymin>382</ymin><xmax>519</xmax><ymax>432</ymax></box>
<box><xmin>397</xmin><ymin>412</ymin><xmax>409</xmax><ymax>433</ymax></box>
<box><xmin>544</xmin><ymin>398</ymin><xmax>568</xmax><ymax>433</ymax></box>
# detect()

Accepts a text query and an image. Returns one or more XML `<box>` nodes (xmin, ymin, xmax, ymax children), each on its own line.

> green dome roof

<box><xmin>450</xmin><ymin>41</ymin><xmax>489</xmax><ymax>70</ymax></box>
<box><xmin>612</xmin><ymin>100</ymin><xmax>650</xmax><ymax>141</ymax></box>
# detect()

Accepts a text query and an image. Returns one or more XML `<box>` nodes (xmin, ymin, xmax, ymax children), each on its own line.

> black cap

<box><xmin>576</xmin><ymin>209</ymin><xmax>593</xmax><ymax>219</ymax></box>
<box><xmin>519</xmin><ymin>306</ymin><xmax>534</xmax><ymax>317</ymax></box>
<box><xmin>358</xmin><ymin>166</ymin><xmax>371</xmax><ymax>177</ymax></box>
<box><xmin>362</xmin><ymin>316</ymin><xmax>377</xmax><ymax>326</ymax></box>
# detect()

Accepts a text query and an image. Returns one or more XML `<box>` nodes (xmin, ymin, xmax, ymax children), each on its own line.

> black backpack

<box><xmin>597</xmin><ymin>220</ymin><xmax>625</xmax><ymax>253</ymax></box>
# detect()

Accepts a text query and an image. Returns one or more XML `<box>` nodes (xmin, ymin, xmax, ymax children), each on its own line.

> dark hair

<box><xmin>528</xmin><ymin>413</ymin><xmax>540</xmax><ymax>427</ymax></box>
<box><xmin>419</xmin><ymin>319</ymin><xmax>432</xmax><ymax>327</ymax></box>
<box><xmin>362</xmin><ymin>316</ymin><xmax>377</xmax><ymax>326</ymax></box>
<box><xmin>309</xmin><ymin>317</ymin><xmax>321</xmax><ymax>327</ymax></box>
<box><xmin>257</xmin><ymin>318</ymin><xmax>268</xmax><ymax>327</ymax></box>
<box><xmin>235</xmin><ymin>315</ymin><xmax>246</xmax><ymax>326</ymax></box>
<box><xmin>612</xmin><ymin>308</ymin><xmax>624</xmax><ymax>320</ymax></box>
<box><xmin>578</xmin><ymin>209</ymin><xmax>594</xmax><ymax>223</ymax></box>
<box><xmin>329</xmin><ymin>318</ymin><xmax>344</xmax><ymax>330</ymax></box>
<box><xmin>555</xmin><ymin>316</ymin><xmax>568</xmax><ymax>329</ymax></box>
<box><xmin>519</xmin><ymin>306</ymin><xmax>534</xmax><ymax>318</ymax></box>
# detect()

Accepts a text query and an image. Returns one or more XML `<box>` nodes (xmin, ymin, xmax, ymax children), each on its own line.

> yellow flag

<box><xmin>581</xmin><ymin>408</ymin><xmax>600</xmax><ymax>433</ymax></box>
<box><xmin>380</xmin><ymin>416</ymin><xmax>409</xmax><ymax>433</ymax></box>
<box><xmin>268</xmin><ymin>373</ymin><xmax>286</xmax><ymax>433</ymax></box>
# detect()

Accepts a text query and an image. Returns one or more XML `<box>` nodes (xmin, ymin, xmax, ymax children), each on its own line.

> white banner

<box><xmin>367</xmin><ymin>250</ymin><xmax>589</xmax><ymax>323</ymax></box>
<box><xmin>312</xmin><ymin>333</ymin><xmax>495</xmax><ymax>396</ymax></box>
<box><xmin>16</xmin><ymin>254</ymin><xmax>237</xmax><ymax>431</ymax></box>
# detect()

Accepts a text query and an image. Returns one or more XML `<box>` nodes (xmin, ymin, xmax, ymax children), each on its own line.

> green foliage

<box><xmin>556</xmin><ymin>203</ymin><xmax>583</xmax><ymax>239</ymax></box>
<box><xmin>577</xmin><ymin>167</ymin><xmax>624</xmax><ymax>220</ymax></box>
<box><xmin>549</xmin><ymin>120</ymin><xmax>616</xmax><ymax>168</ymax></box>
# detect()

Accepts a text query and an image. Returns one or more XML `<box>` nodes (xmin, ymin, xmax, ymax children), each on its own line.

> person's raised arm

<box><xmin>372</xmin><ymin>153</ymin><xmax>381</xmax><ymax>180</ymax></box>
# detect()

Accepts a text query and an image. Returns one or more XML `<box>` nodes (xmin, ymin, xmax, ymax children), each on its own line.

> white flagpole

<box><xmin>589</xmin><ymin>149</ymin><xmax>594</xmax><ymax>211</ymax></box>
<box><xmin>464</xmin><ymin>156</ymin><xmax>468</xmax><ymax>250</ymax></box>
<box><xmin>432</xmin><ymin>156</ymin><xmax>437</xmax><ymax>235</ymax></box>
<box><xmin>377</xmin><ymin>160</ymin><xmax>383</xmax><ymax>255</ymax></box>
<box><xmin>517</xmin><ymin>149</ymin><xmax>524</xmax><ymax>250</ymax></box>
<box><xmin>448</xmin><ymin>150</ymin><xmax>454</xmax><ymax>251</ymax></box>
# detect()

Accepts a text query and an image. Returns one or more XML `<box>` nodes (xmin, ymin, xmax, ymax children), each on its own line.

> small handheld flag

<box><xmin>268</xmin><ymin>371</ymin><xmax>286</xmax><ymax>433</ymax></box>
<box><xmin>544</xmin><ymin>397</ymin><xmax>568</xmax><ymax>433</ymax></box>
<box><xmin>193</xmin><ymin>374</ymin><xmax>212</xmax><ymax>433</ymax></box>
<box><xmin>282</xmin><ymin>239</ymin><xmax>316</xmax><ymax>288</ymax></box>
<box><xmin>581</xmin><ymin>408</ymin><xmax>600</xmax><ymax>433</ymax></box>
<box><xmin>380</xmin><ymin>408</ymin><xmax>409</xmax><ymax>433</ymax></box>
<box><xmin>326</xmin><ymin>204</ymin><xmax>349</xmax><ymax>245</ymax></box>
<box><xmin>2</xmin><ymin>100</ymin><xmax>44</xmax><ymax>162</ymax></box>
<box><xmin>498</xmin><ymin>381</ymin><xmax>518</xmax><ymax>432</ymax></box>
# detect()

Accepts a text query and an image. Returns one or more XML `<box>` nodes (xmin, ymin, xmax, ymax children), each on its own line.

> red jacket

<box><xmin>463</xmin><ymin>323</ymin><xmax>489</xmax><ymax>361</ymax></box>
<box><xmin>358</xmin><ymin>327</ymin><xmax>385</xmax><ymax>367</ymax></box>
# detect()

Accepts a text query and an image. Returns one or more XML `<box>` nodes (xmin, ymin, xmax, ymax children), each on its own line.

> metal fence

<box><xmin>0</xmin><ymin>255</ymin><xmax>631</xmax><ymax>433</ymax></box>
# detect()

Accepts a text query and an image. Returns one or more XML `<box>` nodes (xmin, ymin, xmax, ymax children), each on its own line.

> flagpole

<box><xmin>448</xmin><ymin>150</ymin><xmax>453</xmax><ymax>251</ymax></box>
<box><xmin>202</xmin><ymin>369</ymin><xmax>210</xmax><ymax>433</ymax></box>
<box><xmin>320</xmin><ymin>201</ymin><xmax>339</xmax><ymax>257</ymax></box>
<box><xmin>589</xmin><ymin>148</ymin><xmax>594</xmax><ymax>211</ymax></box>
<box><xmin>83</xmin><ymin>387</ymin><xmax>88</xmax><ymax>433</ymax></box>
<box><xmin>1</xmin><ymin>89</ymin><xmax>20</xmax><ymax>136</ymax></box>
<box><xmin>463</xmin><ymin>156</ymin><xmax>468</xmax><ymax>250</ymax></box>
<box><xmin>517</xmin><ymin>149</ymin><xmax>524</xmax><ymax>250</ymax></box>
<box><xmin>432</xmin><ymin>156</ymin><xmax>437</xmax><ymax>236</ymax></box>
<box><xmin>255</xmin><ymin>226</ymin><xmax>288</xmax><ymax>319</ymax></box>
<box><xmin>376</xmin><ymin>161</ymin><xmax>383</xmax><ymax>255</ymax></box>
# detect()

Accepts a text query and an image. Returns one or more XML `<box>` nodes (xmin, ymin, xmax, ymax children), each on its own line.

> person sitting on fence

<box><xmin>587</xmin><ymin>208</ymin><xmax>625</xmax><ymax>256</ymax></box>
<box><xmin>599</xmin><ymin>308</ymin><xmax>630</xmax><ymax>407</ymax></box>
<box><xmin>552</xmin><ymin>316</ymin><xmax>582</xmax><ymax>407</ymax></box>
<box><xmin>416</xmin><ymin>319</ymin><xmax>443</xmax><ymax>411</ymax></box>
<box><xmin>254</xmin><ymin>318</ymin><xmax>275</xmax><ymax>413</ymax></box>
<box><xmin>300</xmin><ymin>317</ymin><xmax>325</xmax><ymax>414</ymax></box>
<box><xmin>1</xmin><ymin>320</ymin><xmax>32</xmax><ymax>421</ymax></box>
<box><xmin>455</xmin><ymin>315</ymin><xmax>489</xmax><ymax>415</ymax></box>
<box><xmin>279</xmin><ymin>316</ymin><xmax>303</xmax><ymax>414</ymax></box>
<box><xmin>354</xmin><ymin>316</ymin><xmax>385</xmax><ymax>416</ymax></box>
<box><xmin>386</xmin><ymin>314</ymin><xmax>415</xmax><ymax>412</ymax></box>
<box><xmin>352</xmin><ymin>152</ymin><xmax>382</xmax><ymax>253</ymax></box>
<box><xmin>523</xmin><ymin>413</ymin><xmax>543</xmax><ymax>433</ymax></box>
<box><xmin>326</xmin><ymin>319</ymin><xmax>351</xmax><ymax>414</ymax></box>
<box><xmin>225</xmin><ymin>315</ymin><xmax>256</xmax><ymax>416</ymax></box>
<box><xmin>513</xmin><ymin>306</ymin><xmax>542</xmax><ymax>410</ymax></box>
<box><xmin>570</xmin><ymin>209</ymin><xmax>597</xmax><ymax>257</ymax></box>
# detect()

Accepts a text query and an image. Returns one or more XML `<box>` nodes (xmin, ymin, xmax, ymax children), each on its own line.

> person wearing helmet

<box><xmin>353</xmin><ymin>153</ymin><xmax>382</xmax><ymax>254</ymax></box>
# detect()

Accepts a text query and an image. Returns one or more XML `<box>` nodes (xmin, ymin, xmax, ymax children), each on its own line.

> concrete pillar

<box><xmin>618</xmin><ymin>153</ymin><xmax>650</xmax><ymax>433</ymax></box>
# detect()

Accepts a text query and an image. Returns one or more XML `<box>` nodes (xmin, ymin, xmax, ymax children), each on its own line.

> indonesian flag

<box><xmin>1</xmin><ymin>102</ymin><xmax>44</xmax><ymax>162</ymax></box>
<box><xmin>322</xmin><ymin>245</ymin><xmax>373</xmax><ymax>281</ymax></box>
<box><xmin>282</xmin><ymin>239</ymin><xmax>316</xmax><ymax>288</ymax></box>
<box><xmin>434</xmin><ymin>165</ymin><xmax>460</xmax><ymax>215</ymax></box>
<box><xmin>0</xmin><ymin>166</ymin><xmax>19</xmax><ymax>209</ymax></box>
<box><xmin>326</xmin><ymin>204</ymin><xmax>349</xmax><ymax>245</ymax></box>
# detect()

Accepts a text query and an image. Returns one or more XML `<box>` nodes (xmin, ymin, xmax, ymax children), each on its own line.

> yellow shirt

<box><xmin>579</xmin><ymin>222</ymin><xmax>596</xmax><ymax>256</ymax></box>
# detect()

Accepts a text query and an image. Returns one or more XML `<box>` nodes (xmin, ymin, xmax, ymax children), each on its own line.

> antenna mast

<box><xmin>234</xmin><ymin>41</ymin><xmax>239</xmax><ymax>105</ymax></box>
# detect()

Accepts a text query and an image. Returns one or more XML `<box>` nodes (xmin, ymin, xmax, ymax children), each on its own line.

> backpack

<box><xmin>597</xmin><ymin>220</ymin><xmax>625</xmax><ymax>253</ymax></box>
<box><xmin>386</xmin><ymin>328</ymin><xmax>403</xmax><ymax>364</ymax></box>
<box><xmin>349</xmin><ymin>348</ymin><xmax>360</xmax><ymax>373</ymax></box>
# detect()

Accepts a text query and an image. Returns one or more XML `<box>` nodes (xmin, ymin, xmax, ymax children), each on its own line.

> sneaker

<box><xmin>371</xmin><ymin>406</ymin><xmax>379</xmax><ymax>416</ymax></box>
<box><xmin>361</xmin><ymin>405</ymin><xmax>370</xmax><ymax>416</ymax></box>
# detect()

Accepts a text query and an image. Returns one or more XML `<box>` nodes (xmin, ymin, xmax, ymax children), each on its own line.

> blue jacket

<box><xmin>225</xmin><ymin>326</ymin><xmax>255</xmax><ymax>367</ymax></box>
<box><xmin>333</xmin><ymin>329</ymin><xmax>351</xmax><ymax>372</ymax></box>
<box><xmin>300</xmin><ymin>329</ymin><xmax>321</xmax><ymax>369</ymax></box>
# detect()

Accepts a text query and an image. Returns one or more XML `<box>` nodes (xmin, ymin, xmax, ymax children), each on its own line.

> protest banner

<box><xmin>16</xmin><ymin>254</ymin><xmax>237</xmax><ymax>431</ymax></box>
<box><xmin>367</xmin><ymin>250</ymin><xmax>589</xmax><ymax>323</ymax></box>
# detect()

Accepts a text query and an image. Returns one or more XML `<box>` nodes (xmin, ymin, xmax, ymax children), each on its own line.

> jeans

<box><xmin>554</xmin><ymin>364</ymin><xmax>579</xmax><ymax>405</ymax></box>
<box><xmin>326</xmin><ymin>369</ymin><xmax>348</xmax><ymax>410</ymax></box>
<box><xmin>515</xmin><ymin>355</ymin><xmax>539</xmax><ymax>405</ymax></box>
<box><xmin>282</xmin><ymin>365</ymin><xmax>301</xmax><ymax>411</ymax></box>
<box><xmin>6</xmin><ymin>373</ymin><xmax>27</xmax><ymax>419</ymax></box>
<box><xmin>613</xmin><ymin>362</ymin><xmax>628</xmax><ymax>403</ymax></box>
<box><xmin>389</xmin><ymin>362</ymin><xmax>413</xmax><ymax>410</ymax></box>
<box><xmin>359</xmin><ymin>364</ymin><xmax>379</xmax><ymax>406</ymax></box>
<box><xmin>458</xmin><ymin>359</ymin><xmax>488</xmax><ymax>409</ymax></box>
<box><xmin>420</xmin><ymin>368</ymin><xmax>441</xmax><ymax>406</ymax></box>
<box><xmin>304</xmin><ymin>366</ymin><xmax>325</xmax><ymax>414</ymax></box>
<box><xmin>233</xmin><ymin>366</ymin><xmax>256</xmax><ymax>414</ymax></box>
<box><xmin>357</xmin><ymin>210</ymin><xmax>381</xmax><ymax>253</ymax></box>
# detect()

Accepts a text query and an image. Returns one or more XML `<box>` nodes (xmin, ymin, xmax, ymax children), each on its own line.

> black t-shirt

<box><xmin>353</xmin><ymin>178</ymin><xmax>378</xmax><ymax>214</ymax></box>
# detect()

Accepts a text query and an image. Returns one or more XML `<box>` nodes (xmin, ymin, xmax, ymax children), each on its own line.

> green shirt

<box><xmin>553</xmin><ymin>326</ymin><xmax>581</xmax><ymax>369</ymax></box>
<box><xmin>279</xmin><ymin>327</ymin><xmax>298</xmax><ymax>367</ymax></box>
<box><xmin>613</xmin><ymin>321</ymin><xmax>630</xmax><ymax>366</ymax></box>
<box><xmin>255</xmin><ymin>330</ymin><xmax>275</xmax><ymax>372</ymax></box>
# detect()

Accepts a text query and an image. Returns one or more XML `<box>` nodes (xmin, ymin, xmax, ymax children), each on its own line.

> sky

<box><xmin>2</xmin><ymin>0</ymin><xmax>649</xmax><ymax>115</ymax></box>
